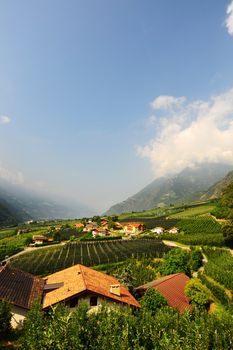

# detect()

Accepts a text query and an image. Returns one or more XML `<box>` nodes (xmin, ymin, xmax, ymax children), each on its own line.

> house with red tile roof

<box><xmin>0</xmin><ymin>264</ymin><xmax>44</xmax><ymax>328</ymax></box>
<box><xmin>122</xmin><ymin>223</ymin><xmax>145</xmax><ymax>234</ymax></box>
<box><xmin>136</xmin><ymin>273</ymin><xmax>191</xmax><ymax>313</ymax></box>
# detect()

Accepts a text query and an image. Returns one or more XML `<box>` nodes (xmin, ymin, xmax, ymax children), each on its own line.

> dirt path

<box><xmin>4</xmin><ymin>242</ymin><xmax>66</xmax><ymax>263</ymax></box>
<box><xmin>162</xmin><ymin>240</ymin><xmax>190</xmax><ymax>250</ymax></box>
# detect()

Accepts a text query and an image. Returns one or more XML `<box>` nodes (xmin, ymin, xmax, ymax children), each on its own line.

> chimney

<box><xmin>110</xmin><ymin>284</ymin><xmax>121</xmax><ymax>296</ymax></box>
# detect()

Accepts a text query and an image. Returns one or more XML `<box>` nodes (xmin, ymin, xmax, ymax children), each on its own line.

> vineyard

<box><xmin>177</xmin><ymin>218</ymin><xmax>222</xmax><ymax>235</ymax></box>
<box><xmin>203</xmin><ymin>248</ymin><xmax>233</xmax><ymax>291</ymax></box>
<box><xmin>11</xmin><ymin>239</ymin><xmax>169</xmax><ymax>276</ymax></box>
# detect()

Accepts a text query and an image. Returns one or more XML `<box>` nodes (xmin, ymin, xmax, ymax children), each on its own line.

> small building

<box><xmin>92</xmin><ymin>228</ymin><xmax>110</xmax><ymax>238</ymax></box>
<box><xmin>122</xmin><ymin>223</ymin><xmax>145</xmax><ymax>234</ymax></box>
<box><xmin>151</xmin><ymin>227</ymin><xmax>164</xmax><ymax>234</ymax></box>
<box><xmin>83</xmin><ymin>222</ymin><xmax>99</xmax><ymax>232</ymax></box>
<box><xmin>168</xmin><ymin>227</ymin><xmax>179</xmax><ymax>234</ymax></box>
<box><xmin>32</xmin><ymin>235</ymin><xmax>49</xmax><ymax>245</ymax></box>
<box><xmin>101</xmin><ymin>219</ymin><xmax>109</xmax><ymax>227</ymax></box>
<box><xmin>136</xmin><ymin>273</ymin><xmax>191</xmax><ymax>313</ymax></box>
<box><xmin>0</xmin><ymin>264</ymin><xmax>44</xmax><ymax>328</ymax></box>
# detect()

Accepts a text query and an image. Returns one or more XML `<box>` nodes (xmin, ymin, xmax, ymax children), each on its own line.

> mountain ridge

<box><xmin>105</xmin><ymin>163</ymin><xmax>233</xmax><ymax>215</ymax></box>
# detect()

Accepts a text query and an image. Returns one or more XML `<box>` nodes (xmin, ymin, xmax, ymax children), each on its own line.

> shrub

<box><xmin>189</xmin><ymin>249</ymin><xmax>203</xmax><ymax>272</ymax></box>
<box><xmin>141</xmin><ymin>288</ymin><xmax>167</xmax><ymax>314</ymax></box>
<box><xmin>185</xmin><ymin>278</ymin><xmax>212</xmax><ymax>309</ymax></box>
<box><xmin>0</xmin><ymin>300</ymin><xmax>12</xmax><ymax>335</ymax></box>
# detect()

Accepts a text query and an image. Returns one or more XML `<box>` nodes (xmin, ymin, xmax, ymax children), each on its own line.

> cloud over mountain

<box><xmin>225</xmin><ymin>1</ymin><xmax>233</xmax><ymax>36</ymax></box>
<box><xmin>137</xmin><ymin>88</ymin><xmax>233</xmax><ymax>177</ymax></box>
<box><xmin>0</xmin><ymin>163</ymin><xmax>24</xmax><ymax>185</ymax></box>
<box><xmin>0</xmin><ymin>115</ymin><xmax>11</xmax><ymax>124</ymax></box>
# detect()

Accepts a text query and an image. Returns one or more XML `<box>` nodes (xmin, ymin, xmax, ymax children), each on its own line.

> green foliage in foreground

<box><xmin>0</xmin><ymin>301</ymin><xmax>12</xmax><ymax>335</ymax></box>
<box><xmin>20</xmin><ymin>301</ymin><xmax>233</xmax><ymax>350</ymax></box>
<box><xmin>140</xmin><ymin>288</ymin><xmax>167</xmax><ymax>314</ymax></box>
<box><xmin>185</xmin><ymin>279</ymin><xmax>213</xmax><ymax>309</ymax></box>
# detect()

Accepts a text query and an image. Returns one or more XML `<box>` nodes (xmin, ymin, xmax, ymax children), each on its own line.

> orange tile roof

<box><xmin>43</xmin><ymin>264</ymin><xmax>140</xmax><ymax>309</ymax></box>
<box><xmin>136</xmin><ymin>273</ymin><xmax>191</xmax><ymax>313</ymax></box>
<box><xmin>75</xmin><ymin>223</ymin><xmax>84</xmax><ymax>228</ymax></box>
<box><xmin>123</xmin><ymin>223</ymin><xmax>144</xmax><ymax>228</ymax></box>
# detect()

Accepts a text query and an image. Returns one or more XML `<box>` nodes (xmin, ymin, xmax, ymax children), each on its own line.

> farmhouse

<box><xmin>122</xmin><ymin>223</ymin><xmax>145</xmax><ymax>234</ymax></box>
<box><xmin>0</xmin><ymin>263</ymin><xmax>139</xmax><ymax>328</ymax></box>
<box><xmin>136</xmin><ymin>273</ymin><xmax>191</xmax><ymax>313</ymax></box>
<box><xmin>168</xmin><ymin>227</ymin><xmax>179</xmax><ymax>234</ymax></box>
<box><xmin>83</xmin><ymin>222</ymin><xmax>98</xmax><ymax>232</ymax></box>
<box><xmin>0</xmin><ymin>264</ymin><xmax>44</xmax><ymax>328</ymax></box>
<box><xmin>92</xmin><ymin>228</ymin><xmax>110</xmax><ymax>238</ymax></box>
<box><xmin>43</xmin><ymin>264</ymin><xmax>140</xmax><ymax>311</ymax></box>
<box><xmin>32</xmin><ymin>235</ymin><xmax>50</xmax><ymax>245</ymax></box>
<box><xmin>151</xmin><ymin>227</ymin><xmax>164</xmax><ymax>234</ymax></box>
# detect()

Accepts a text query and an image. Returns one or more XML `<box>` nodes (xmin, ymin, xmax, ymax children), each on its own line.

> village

<box><xmin>31</xmin><ymin>216</ymin><xmax>179</xmax><ymax>245</ymax></box>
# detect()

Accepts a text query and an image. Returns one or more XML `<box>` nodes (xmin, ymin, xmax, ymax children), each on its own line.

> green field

<box><xmin>10</xmin><ymin>238</ymin><xmax>169</xmax><ymax>276</ymax></box>
<box><xmin>169</xmin><ymin>204</ymin><xmax>216</xmax><ymax>218</ymax></box>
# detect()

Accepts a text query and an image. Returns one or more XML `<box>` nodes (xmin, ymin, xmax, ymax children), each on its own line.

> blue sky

<box><xmin>0</xmin><ymin>0</ymin><xmax>233</xmax><ymax>213</ymax></box>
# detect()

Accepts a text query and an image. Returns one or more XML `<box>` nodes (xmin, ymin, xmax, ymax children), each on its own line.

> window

<box><xmin>69</xmin><ymin>297</ymin><xmax>79</xmax><ymax>308</ymax></box>
<box><xmin>90</xmin><ymin>296</ymin><xmax>98</xmax><ymax>306</ymax></box>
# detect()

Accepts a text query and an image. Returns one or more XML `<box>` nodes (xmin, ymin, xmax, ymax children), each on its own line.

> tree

<box><xmin>0</xmin><ymin>300</ymin><xmax>12</xmax><ymax>335</ymax></box>
<box><xmin>160</xmin><ymin>249</ymin><xmax>190</xmax><ymax>276</ymax></box>
<box><xmin>141</xmin><ymin>288</ymin><xmax>167</xmax><ymax>314</ymax></box>
<box><xmin>222</xmin><ymin>222</ymin><xmax>233</xmax><ymax>248</ymax></box>
<box><xmin>189</xmin><ymin>249</ymin><xmax>203</xmax><ymax>272</ymax></box>
<box><xmin>20</xmin><ymin>301</ymin><xmax>45</xmax><ymax>350</ymax></box>
<box><xmin>185</xmin><ymin>278</ymin><xmax>212</xmax><ymax>309</ymax></box>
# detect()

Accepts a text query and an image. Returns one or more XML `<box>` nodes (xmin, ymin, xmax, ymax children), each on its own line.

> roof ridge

<box><xmin>138</xmin><ymin>273</ymin><xmax>183</xmax><ymax>289</ymax></box>
<box><xmin>0</xmin><ymin>264</ymin><xmax>7</xmax><ymax>273</ymax></box>
<box><xmin>6</xmin><ymin>263</ymin><xmax>42</xmax><ymax>279</ymax></box>
<box><xmin>79</xmin><ymin>264</ymin><xmax>87</xmax><ymax>289</ymax></box>
<box><xmin>152</xmin><ymin>273</ymin><xmax>183</xmax><ymax>287</ymax></box>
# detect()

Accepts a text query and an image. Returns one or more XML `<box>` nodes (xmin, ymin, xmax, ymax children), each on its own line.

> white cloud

<box><xmin>137</xmin><ymin>88</ymin><xmax>233</xmax><ymax>177</ymax></box>
<box><xmin>0</xmin><ymin>163</ymin><xmax>24</xmax><ymax>185</ymax></box>
<box><xmin>145</xmin><ymin>115</ymin><xmax>157</xmax><ymax>127</ymax></box>
<box><xmin>225</xmin><ymin>1</ymin><xmax>233</xmax><ymax>36</ymax></box>
<box><xmin>0</xmin><ymin>115</ymin><xmax>11</xmax><ymax>124</ymax></box>
<box><xmin>150</xmin><ymin>95</ymin><xmax>186</xmax><ymax>110</ymax></box>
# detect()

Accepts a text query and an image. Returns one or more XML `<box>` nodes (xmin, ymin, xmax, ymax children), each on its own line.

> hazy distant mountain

<box><xmin>0</xmin><ymin>180</ymin><xmax>93</xmax><ymax>225</ymax></box>
<box><xmin>201</xmin><ymin>170</ymin><xmax>233</xmax><ymax>201</ymax></box>
<box><xmin>0</xmin><ymin>198</ymin><xmax>24</xmax><ymax>227</ymax></box>
<box><xmin>105</xmin><ymin>163</ymin><xmax>233</xmax><ymax>215</ymax></box>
